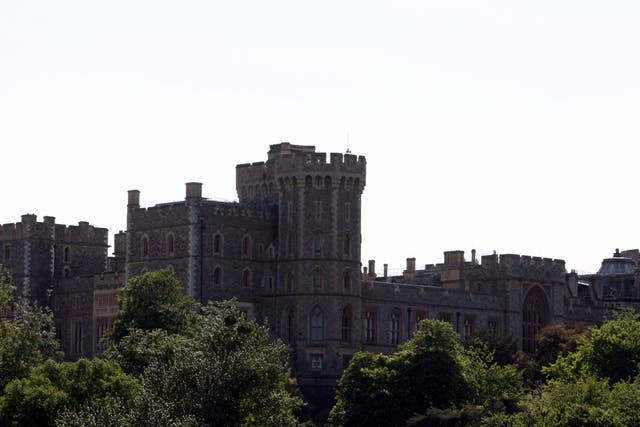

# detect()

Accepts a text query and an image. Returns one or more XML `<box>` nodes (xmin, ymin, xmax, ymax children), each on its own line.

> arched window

<box><xmin>343</xmin><ymin>232</ymin><xmax>352</xmax><ymax>257</ymax></box>
<box><xmin>242</xmin><ymin>269</ymin><xmax>252</xmax><ymax>288</ymax></box>
<box><xmin>313</xmin><ymin>236</ymin><xmax>322</xmax><ymax>257</ymax></box>
<box><xmin>166</xmin><ymin>233</ymin><xmax>175</xmax><ymax>256</ymax></box>
<box><xmin>312</xmin><ymin>269</ymin><xmax>323</xmax><ymax>291</ymax></box>
<box><xmin>286</xmin><ymin>272</ymin><xmax>294</xmax><ymax>292</ymax></box>
<box><xmin>343</xmin><ymin>271</ymin><xmax>351</xmax><ymax>290</ymax></box>
<box><xmin>63</xmin><ymin>246</ymin><xmax>71</xmax><ymax>263</ymax></box>
<box><xmin>341</xmin><ymin>306</ymin><xmax>352</xmax><ymax>343</ymax></box>
<box><xmin>522</xmin><ymin>286</ymin><xmax>550</xmax><ymax>353</ymax></box>
<box><xmin>141</xmin><ymin>236</ymin><xmax>149</xmax><ymax>258</ymax></box>
<box><xmin>287</xmin><ymin>232</ymin><xmax>294</xmax><ymax>256</ymax></box>
<box><xmin>213</xmin><ymin>233</ymin><xmax>223</xmax><ymax>255</ymax></box>
<box><xmin>282</xmin><ymin>307</ymin><xmax>294</xmax><ymax>344</ymax></box>
<box><xmin>213</xmin><ymin>266</ymin><xmax>222</xmax><ymax>286</ymax></box>
<box><xmin>365</xmin><ymin>310</ymin><xmax>376</xmax><ymax>343</ymax></box>
<box><xmin>242</xmin><ymin>235</ymin><xmax>251</xmax><ymax>258</ymax></box>
<box><xmin>63</xmin><ymin>267</ymin><xmax>71</xmax><ymax>278</ymax></box>
<box><xmin>390</xmin><ymin>311</ymin><xmax>400</xmax><ymax>345</ymax></box>
<box><xmin>311</xmin><ymin>307</ymin><xmax>324</xmax><ymax>342</ymax></box>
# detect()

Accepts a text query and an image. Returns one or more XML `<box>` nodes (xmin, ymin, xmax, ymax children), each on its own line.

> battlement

<box><xmin>480</xmin><ymin>253</ymin><xmax>566</xmax><ymax>271</ymax></box>
<box><xmin>0</xmin><ymin>215</ymin><xmax>107</xmax><ymax>245</ymax></box>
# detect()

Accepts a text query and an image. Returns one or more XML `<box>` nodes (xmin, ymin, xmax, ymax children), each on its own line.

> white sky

<box><xmin>1</xmin><ymin>1</ymin><xmax>639</xmax><ymax>273</ymax></box>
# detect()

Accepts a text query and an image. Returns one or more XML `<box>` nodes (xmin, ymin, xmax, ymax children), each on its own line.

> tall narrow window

<box><xmin>72</xmin><ymin>319</ymin><xmax>83</xmax><ymax>354</ymax></box>
<box><xmin>343</xmin><ymin>232</ymin><xmax>352</xmax><ymax>257</ymax></box>
<box><xmin>311</xmin><ymin>307</ymin><xmax>324</xmax><ymax>342</ymax></box>
<box><xmin>365</xmin><ymin>311</ymin><xmax>376</xmax><ymax>343</ymax></box>
<box><xmin>242</xmin><ymin>269</ymin><xmax>251</xmax><ymax>288</ymax></box>
<box><xmin>463</xmin><ymin>317</ymin><xmax>473</xmax><ymax>338</ymax></box>
<box><xmin>64</xmin><ymin>246</ymin><xmax>71</xmax><ymax>263</ymax></box>
<box><xmin>283</xmin><ymin>308</ymin><xmax>294</xmax><ymax>344</ymax></box>
<box><xmin>166</xmin><ymin>234</ymin><xmax>175</xmax><ymax>256</ymax></box>
<box><xmin>343</xmin><ymin>271</ymin><xmax>351</xmax><ymax>290</ymax></box>
<box><xmin>213</xmin><ymin>266</ymin><xmax>222</xmax><ymax>286</ymax></box>
<box><xmin>242</xmin><ymin>235</ymin><xmax>251</xmax><ymax>258</ymax></box>
<box><xmin>345</xmin><ymin>202</ymin><xmax>351</xmax><ymax>222</ymax></box>
<box><xmin>286</xmin><ymin>272</ymin><xmax>294</xmax><ymax>292</ymax></box>
<box><xmin>312</xmin><ymin>269</ymin><xmax>323</xmax><ymax>291</ymax></box>
<box><xmin>341</xmin><ymin>306</ymin><xmax>352</xmax><ymax>343</ymax></box>
<box><xmin>213</xmin><ymin>233</ymin><xmax>223</xmax><ymax>255</ymax></box>
<box><xmin>141</xmin><ymin>236</ymin><xmax>149</xmax><ymax>258</ymax></box>
<box><xmin>287</xmin><ymin>233</ymin><xmax>294</xmax><ymax>256</ymax></box>
<box><xmin>3</xmin><ymin>244</ymin><xmax>10</xmax><ymax>261</ymax></box>
<box><xmin>314</xmin><ymin>237</ymin><xmax>322</xmax><ymax>257</ymax></box>
<box><xmin>390</xmin><ymin>312</ymin><xmax>400</xmax><ymax>345</ymax></box>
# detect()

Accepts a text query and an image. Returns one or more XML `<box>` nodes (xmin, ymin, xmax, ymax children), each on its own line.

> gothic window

<box><xmin>166</xmin><ymin>233</ymin><xmax>175</xmax><ymax>256</ymax></box>
<box><xmin>311</xmin><ymin>306</ymin><xmax>324</xmax><ymax>342</ymax></box>
<box><xmin>313</xmin><ymin>236</ymin><xmax>322</xmax><ymax>257</ymax></box>
<box><xmin>242</xmin><ymin>268</ymin><xmax>252</xmax><ymax>288</ymax></box>
<box><xmin>141</xmin><ymin>236</ymin><xmax>149</xmax><ymax>258</ymax></box>
<box><xmin>286</xmin><ymin>272</ymin><xmax>294</xmax><ymax>292</ymax></box>
<box><xmin>341</xmin><ymin>306</ymin><xmax>352</xmax><ymax>344</ymax></box>
<box><xmin>344</xmin><ymin>232</ymin><xmax>352</xmax><ymax>257</ymax></box>
<box><xmin>312</xmin><ymin>269</ymin><xmax>323</xmax><ymax>291</ymax></box>
<box><xmin>282</xmin><ymin>307</ymin><xmax>294</xmax><ymax>344</ymax></box>
<box><xmin>463</xmin><ymin>317</ymin><xmax>474</xmax><ymax>338</ymax></box>
<box><xmin>64</xmin><ymin>246</ymin><xmax>71</xmax><ymax>263</ymax></box>
<box><xmin>213</xmin><ymin>266</ymin><xmax>222</xmax><ymax>286</ymax></box>
<box><xmin>345</xmin><ymin>202</ymin><xmax>351</xmax><ymax>222</ymax></box>
<box><xmin>287</xmin><ymin>232</ymin><xmax>294</xmax><ymax>256</ymax></box>
<box><xmin>488</xmin><ymin>318</ymin><xmax>500</xmax><ymax>335</ymax></box>
<box><xmin>343</xmin><ymin>271</ymin><xmax>351</xmax><ymax>290</ymax></box>
<box><xmin>72</xmin><ymin>318</ymin><xmax>83</xmax><ymax>355</ymax></box>
<box><xmin>242</xmin><ymin>235</ymin><xmax>251</xmax><ymax>259</ymax></box>
<box><xmin>365</xmin><ymin>310</ymin><xmax>377</xmax><ymax>343</ymax></box>
<box><xmin>213</xmin><ymin>233</ymin><xmax>223</xmax><ymax>255</ymax></box>
<box><xmin>390</xmin><ymin>311</ymin><xmax>400</xmax><ymax>345</ymax></box>
<box><xmin>522</xmin><ymin>287</ymin><xmax>550</xmax><ymax>354</ymax></box>
<box><xmin>3</xmin><ymin>244</ymin><xmax>10</xmax><ymax>261</ymax></box>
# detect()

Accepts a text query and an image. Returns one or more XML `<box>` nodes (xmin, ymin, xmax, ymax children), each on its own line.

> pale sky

<box><xmin>1</xmin><ymin>1</ymin><xmax>639</xmax><ymax>273</ymax></box>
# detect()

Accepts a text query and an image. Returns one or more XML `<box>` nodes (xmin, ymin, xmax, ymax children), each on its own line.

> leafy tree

<box><xmin>465</xmin><ymin>330</ymin><xmax>517</xmax><ymax>366</ymax></box>
<box><xmin>0</xmin><ymin>266</ymin><xmax>61</xmax><ymax>392</ymax></box>
<box><xmin>109</xmin><ymin>269</ymin><xmax>197</xmax><ymax>344</ymax></box>
<box><xmin>534</xmin><ymin>323</ymin><xmax>588</xmax><ymax>367</ymax></box>
<box><xmin>0</xmin><ymin>358</ymin><xmax>139</xmax><ymax>427</ymax></box>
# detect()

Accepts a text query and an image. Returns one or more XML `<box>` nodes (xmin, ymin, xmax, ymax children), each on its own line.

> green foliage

<box><xmin>0</xmin><ymin>266</ymin><xmax>62</xmax><ymax>393</ymax></box>
<box><xmin>465</xmin><ymin>330</ymin><xmax>517</xmax><ymax>366</ymax></box>
<box><xmin>109</xmin><ymin>269</ymin><xmax>197</xmax><ymax>343</ymax></box>
<box><xmin>545</xmin><ymin>310</ymin><xmax>640</xmax><ymax>383</ymax></box>
<box><xmin>0</xmin><ymin>358</ymin><xmax>139</xmax><ymax>427</ymax></box>
<box><xmin>133</xmin><ymin>301</ymin><xmax>302</xmax><ymax>426</ymax></box>
<box><xmin>534</xmin><ymin>323</ymin><xmax>588</xmax><ymax>367</ymax></box>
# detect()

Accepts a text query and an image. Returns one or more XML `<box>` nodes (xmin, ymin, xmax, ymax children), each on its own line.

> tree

<box><xmin>109</xmin><ymin>269</ymin><xmax>197</xmax><ymax>344</ymax></box>
<box><xmin>534</xmin><ymin>323</ymin><xmax>588</xmax><ymax>367</ymax></box>
<box><xmin>0</xmin><ymin>266</ymin><xmax>61</xmax><ymax>392</ymax></box>
<box><xmin>0</xmin><ymin>358</ymin><xmax>139</xmax><ymax>427</ymax></box>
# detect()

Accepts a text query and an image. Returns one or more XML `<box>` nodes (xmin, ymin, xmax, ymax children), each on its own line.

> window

<box><xmin>341</xmin><ymin>306</ymin><xmax>352</xmax><ymax>343</ymax></box>
<box><xmin>463</xmin><ymin>317</ymin><xmax>474</xmax><ymax>338</ymax></box>
<box><xmin>311</xmin><ymin>307</ymin><xmax>324</xmax><ymax>342</ymax></box>
<box><xmin>64</xmin><ymin>246</ymin><xmax>71</xmax><ymax>263</ymax></box>
<box><xmin>283</xmin><ymin>308</ymin><xmax>294</xmax><ymax>343</ymax></box>
<box><xmin>345</xmin><ymin>202</ymin><xmax>351</xmax><ymax>222</ymax></box>
<box><xmin>523</xmin><ymin>287</ymin><xmax>549</xmax><ymax>353</ymax></box>
<box><xmin>63</xmin><ymin>267</ymin><xmax>71</xmax><ymax>278</ymax></box>
<box><xmin>343</xmin><ymin>271</ymin><xmax>351</xmax><ymax>290</ymax></box>
<box><xmin>267</xmin><ymin>245</ymin><xmax>275</xmax><ymax>259</ymax></box>
<box><xmin>287</xmin><ymin>232</ymin><xmax>294</xmax><ymax>256</ymax></box>
<box><xmin>213</xmin><ymin>266</ymin><xmax>222</xmax><ymax>286</ymax></box>
<box><xmin>72</xmin><ymin>318</ymin><xmax>83</xmax><ymax>355</ymax></box>
<box><xmin>315</xmin><ymin>176</ymin><xmax>322</xmax><ymax>189</ymax></box>
<box><xmin>439</xmin><ymin>313</ymin><xmax>452</xmax><ymax>324</ymax></box>
<box><xmin>141</xmin><ymin>236</ymin><xmax>149</xmax><ymax>258</ymax></box>
<box><xmin>3</xmin><ymin>244</ymin><xmax>10</xmax><ymax>261</ymax></box>
<box><xmin>213</xmin><ymin>233</ymin><xmax>223</xmax><ymax>255</ymax></box>
<box><xmin>312</xmin><ymin>269</ymin><xmax>323</xmax><ymax>291</ymax></box>
<box><xmin>365</xmin><ymin>310</ymin><xmax>376</xmax><ymax>343</ymax></box>
<box><xmin>488</xmin><ymin>318</ymin><xmax>500</xmax><ymax>335</ymax></box>
<box><xmin>313</xmin><ymin>236</ymin><xmax>322</xmax><ymax>257</ymax></box>
<box><xmin>390</xmin><ymin>311</ymin><xmax>400</xmax><ymax>345</ymax></box>
<box><xmin>242</xmin><ymin>269</ymin><xmax>251</xmax><ymax>288</ymax></box>
<box><xmin>315</xmin><ymin>201</ymin><xmax>322</xmax><ymax>220</ymax></box>
<box><xmin>416</xmin><ymin>312</ymin><xmax>428</xmax><ymax>330</ymax></box>
<box><xmin>242</xmin><ymin>235</ymin><xmax>251</xmax><ymax>258</ymax></box>
<box><xmin>166</xmin><ymin>233</ymin><xmax>175</xmax><ymax>256</ymax></box>
<box><xmin>343</xmin><ymin>233</ymin><xmax>352</xmax><ymax>257</ymax></box>
<box><xmin>258</xmin><ymin>243</ymin><xmax>264</xmax><ymax>258</ymax></box>
<box><xmin>95</xmin><ymin>316</ymin><xmax>115</xmax><ymax>352</ymax></box>
<box><xmin>267</xmin><ymin>276</ymin><xmax>274</xmax><ymax>290</ymax></box>
<box><xmin>286</xmin><ymin>272</ymin><xmax>294</xmax><ymax>292</ymax></box>
<box><xmin>311</xmin><ymin>354</ymin><xmax>323</xmax><ymax>370</ymax></box>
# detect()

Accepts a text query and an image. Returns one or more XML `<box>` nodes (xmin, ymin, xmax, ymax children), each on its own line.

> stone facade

<box><xmin>1</xmin><ymin>142</ymin><xmax>638</xmax><ymax>402</ymax></box>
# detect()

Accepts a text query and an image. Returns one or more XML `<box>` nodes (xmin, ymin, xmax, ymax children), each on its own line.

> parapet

<box><xmin>0</xmin><ymin>215</ymin><xmax>107</xmax><ymax>245</ymax></box>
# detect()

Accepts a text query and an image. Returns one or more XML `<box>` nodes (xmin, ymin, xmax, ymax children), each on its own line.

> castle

<box><xmin>1</xmin><ymin>143</ymin><xmax>637</xmax><ymax>400</ymax></box>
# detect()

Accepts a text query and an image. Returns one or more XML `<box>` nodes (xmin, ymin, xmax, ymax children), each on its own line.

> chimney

<box><xmin>471</xmin><ymin>249</ymin><xmax>476</xmax><ymax>263</ymax></box>
<box><xmin>128</xmin><ymin>190</ymin><xmax>140</xmax><ymax>208</ymax></box>
<box><xmin>185</xmin><ymin>182</ymin><xmax>203</xmax><ymax>202</ymax></box>
<box><xmin>368</xmin><ymin>260</ymin><xmax>376</xmax><ymax>278</ymax></box>
<box><xmin>383</xmin><ymin>263</ymin><xmax>388</xmax><ymax>279</ymax></box>
<box><xmin>406</xmin><ymin>258</ymin><xmax>416</xmax><ymax>272</ymax></box>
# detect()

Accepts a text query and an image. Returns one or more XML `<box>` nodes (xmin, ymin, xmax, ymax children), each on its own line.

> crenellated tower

<box><xmin>236</xmin><ymin>142</ymin><xmax>366</xmax><ymax>390</ymax></box>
